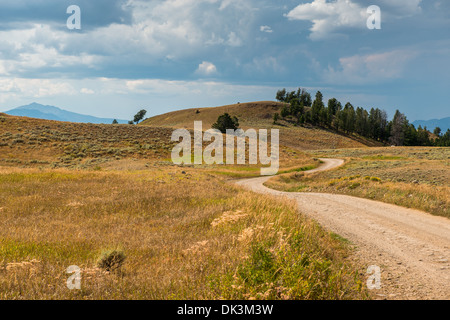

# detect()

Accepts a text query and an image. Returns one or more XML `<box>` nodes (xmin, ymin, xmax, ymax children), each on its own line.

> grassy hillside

<box><xmin>0</xmin><ymin>112</ymin><xmax>369</xmax><ymax>300</ymax></box>
<box><xmin>0</xmin><ymin>112</ymin><xmax>317</xmax><ymax>174</ymax></box>
<box><xmin>0</xmin><ymin>113</ymin><xmax>175</xmax><ymax>170</ymax></box>
<box><xmin>141</xmin><ymin>101</ymin><xmax>381</xmax><ymax>150</ymax></box>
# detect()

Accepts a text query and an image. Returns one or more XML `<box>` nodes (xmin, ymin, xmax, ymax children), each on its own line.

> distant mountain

<box><xmin>4</xmin><ymin>103</ymin><xmax>129</xmax><ymax>124</ymax></box>
<box><xmin>413</xmin><ymin>117</ymin><xmax>450</xmax><ymax>133</ymax></box>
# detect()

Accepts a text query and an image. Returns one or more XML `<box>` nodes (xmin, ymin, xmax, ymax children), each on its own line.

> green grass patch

<box><xmin>0</xmin><ymin>172</ymin><xmax>92</xmax><ymax>183</ymax></box>
<box><xmin>0</xmin><ymin>239</ymin><xmax>95</xmax><ymax>262</ymax></box>
<box><xmin>212</xmin><ymin>231</ymin><xmax>365</xmax><ymax>300</ymax></box>
<box><xmin>362</xmin><ymin>155</ymin><xmax>406</xmax><ymax>160</ymax></box>
<box><xmin>278</xmin><ymin>165</ymin><xmax>317</xmax><ymax>174</ymax></box>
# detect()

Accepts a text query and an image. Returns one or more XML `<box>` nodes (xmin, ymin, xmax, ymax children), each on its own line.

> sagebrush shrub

<box><xmin>97</xmin><ymin>250</ymin><xmax>126</xmax><ymax>272</ymax></box>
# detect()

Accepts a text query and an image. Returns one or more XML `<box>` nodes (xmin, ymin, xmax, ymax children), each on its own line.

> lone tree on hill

<box><xmin>212</xmin><ymin>113</ymin><xmax>239</xmax><ymax>133</ymax></box>
<box><xmin>133</xmin><ymin>109</ymin><xmax>147</xmax><ymax>124</ymax></box>
<box><xmin>273</xmin><ymin>112</ymin><xmax>279</xmax><ymax>125</ymax></box>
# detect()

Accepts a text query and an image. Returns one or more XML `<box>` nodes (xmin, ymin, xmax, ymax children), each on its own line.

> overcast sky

<box><xmin>0</xmin><ymin>0</ymin><xmax>448</xmax><ymax>121</ymax></box>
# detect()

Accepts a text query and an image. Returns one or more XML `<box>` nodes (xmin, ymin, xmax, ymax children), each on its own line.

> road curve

<box><xmin>235</xmin><ymin>158</ymin><xmax>450</xmax><ymax>299</ymax></box>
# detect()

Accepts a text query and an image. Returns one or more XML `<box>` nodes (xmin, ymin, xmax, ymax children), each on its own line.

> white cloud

<box><xmin>0</xmin><ymin>78</ymin><xmax>76</xmax><ymax>102</ymax></box>
<box><xmin>0</xmin><ymin>24</ymin><xmax>102</xmax><ymax>75</ymax></box>
<box><xmin>196</xmin><ymin>61</ymin><xmax>218</xmax><ymax>76</ymax></box>
<box><xmin>286</xmin><ymin>0</ymin><xmax>366</xmax><ymax>40</ymax></box>
<box><xmin>323</xmin><ymin>49</ymin><xmax>418</xmax><ymax>84</ymax></box>
<box><xmin>80</xmin><ymin>88</ymin><xmax>95</xmax><ymax>94</ymax></box>
<box><xmin>260</xmin><ymin>25</ymin><xmax>273</xmax><ymax>33</ymax></box>
<box><xmin>227</xmin><ymin>32</ymin><xmax>243</xmax><ymax>47</ymax></box>
<box><xmin>117</xmin><ymin>0</ymin><xmax>253</xmax><ymax>57</ymax></box>
<box><xmin>0</xmin><ymin>1</ymin><xmax>259</xmax><ymax>78</ymax></box>
<box><xmin>286</xmin><ymin>0</ymin><xmax>423</xmax><ymax>40</ymax></box>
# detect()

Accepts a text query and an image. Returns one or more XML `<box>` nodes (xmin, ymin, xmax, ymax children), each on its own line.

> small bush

<box><xmin>364</xmin><ymin>176</ymin><xmax>381</xmax><ymax>182</ymax></box>
<box><xmin>97</xmin><ymin>250</ymin><xmax>126</xmax><ymax>272</ymax></box>
<box><xmin>238</xmin><ymin>244</ymin><xmax>277</xmax><ymax>286</ymax></box>
<box><xmin>348</xmin><ymin>182</ymin><xmax>361</xmax><ymax>190</ymax></box>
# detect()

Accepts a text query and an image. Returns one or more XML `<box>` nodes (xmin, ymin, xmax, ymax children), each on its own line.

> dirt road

<box><xmin>235</xmin><ymin>159</ymin><xmax>450</xmax><ymax>299</ymax></box>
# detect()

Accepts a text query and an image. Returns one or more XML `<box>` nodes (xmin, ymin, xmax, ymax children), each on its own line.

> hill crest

<box><xmin>141</xmin><ymin>101</ymin><xmax>380</xmax><ymax>150</ymax></box>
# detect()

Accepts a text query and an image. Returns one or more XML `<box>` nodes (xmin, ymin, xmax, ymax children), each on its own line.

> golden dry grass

<box><xmin>265</xmin><ymin>147</ymin><xmax>449</xmax><ymax>218</ymax></box>
<box><xmin>0</xmin><ymin>114</ymin><xmax>175</xmax><ymax>169</ymax></box>
<box><xmin>0</xmin><ymin>167</ymin><xmax>368</xmax><ymax>300</ymax></box>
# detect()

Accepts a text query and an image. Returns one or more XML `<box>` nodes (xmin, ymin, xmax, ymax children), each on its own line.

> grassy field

<box><xmin>0</xmin><ymin>114</ymin><xmax>369</xmax><ymax>300</ymax></box>
<box><xmin>265</xmin><ymin>147</ymin><xmax>449</xmax><ymax>218</ymax></box>
<box><xmin>0</xmin><ymin>167</ymin><xmax>369</xmax><ymax>299</ymax></box>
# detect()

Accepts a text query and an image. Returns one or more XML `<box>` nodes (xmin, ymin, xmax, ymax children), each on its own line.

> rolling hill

<box><xmin>4</xmin><ymin>103</ymin><xmax>128</xmax><ymax>124</ymax></box>
<box><xmin>0</xmin><ymin>112</ymin><xmax>174</xmax><ymax>170</ymax></box>
<box><xmin>141</xmin><ymin>101</ymin><xmax>381</xmax><ymax>150</ymax></box>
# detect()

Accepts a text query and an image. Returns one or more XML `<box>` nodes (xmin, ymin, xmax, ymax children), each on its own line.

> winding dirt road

<box><xmin>235</xmin><ymin>159</ymin><xmax>450</xmax><ymax>299</ymax></box>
